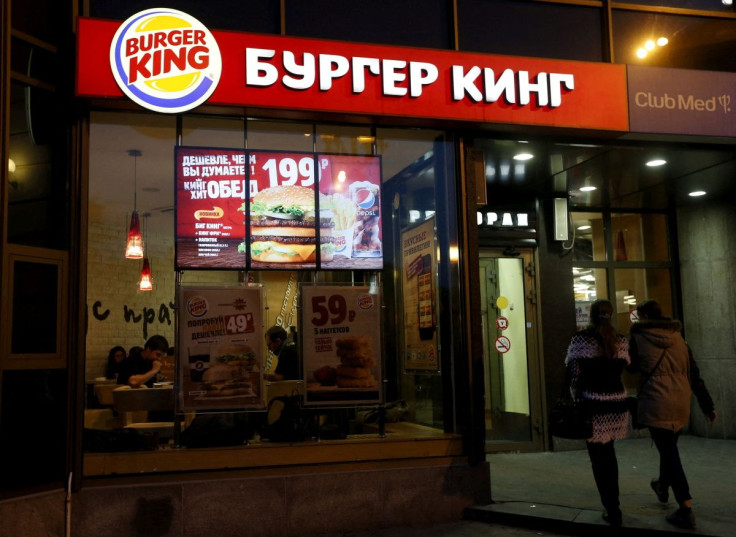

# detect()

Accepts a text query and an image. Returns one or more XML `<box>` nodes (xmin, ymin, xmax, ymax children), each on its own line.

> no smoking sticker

<box><xmin>495</xmin><ymin>336</ymin><xmax>511</xmax><ymax>354</ymax></box>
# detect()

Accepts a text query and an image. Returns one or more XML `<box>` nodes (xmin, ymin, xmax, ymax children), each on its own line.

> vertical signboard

<box><xmin>318</xmin><ymin>155</ymin><xmax>383</xmax><ymax>270</ymax></box>
<box><xmin>175</xmin><ymin>147</ymin><xmax>247</xmax><ymax>269</ymax></box>
<box><xmin>301</xmin><ymin>285</ymin><xmax>382</xmax><ymax>406</ymax></box>
<box><xmin>178</xmin><ymin>285</ymin><xmax>264</xmax><ymax>411</ymax></box>
<box><xmin>401</xmin><ymin>218</ymin><xmax>439</xmax><ymax>371</ymax></box>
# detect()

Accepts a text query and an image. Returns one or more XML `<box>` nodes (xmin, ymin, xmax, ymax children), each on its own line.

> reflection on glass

<box><xmin>573</xmin><ymin>267</ymin><xmax>607</xmax><ymax>330</ymax></box>
<box><xmin>610</xmin><ymin>213</ymin><xmax>669</xmax><ymax>262</ymax></box>
<box><xmin>572</xmin><ymin>212</ymin><xmax>605</xmax><ymax>261</ymax></box>
<box><xmin>614</xmin><ymin>268</ymin><xmax>672</xmax><ymax>333</ymax></box>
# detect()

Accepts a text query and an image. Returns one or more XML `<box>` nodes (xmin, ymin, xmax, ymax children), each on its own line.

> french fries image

<box><xmin>330</xmin><ymin>194</ymin><xmax>358</xmax><ymax>231</ymax></box>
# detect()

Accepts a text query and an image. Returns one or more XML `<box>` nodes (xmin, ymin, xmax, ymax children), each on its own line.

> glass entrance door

<box><xmin>480</xmin><ymin>247</ymin><xmax>543</xmax><ymax>452</ymax></box>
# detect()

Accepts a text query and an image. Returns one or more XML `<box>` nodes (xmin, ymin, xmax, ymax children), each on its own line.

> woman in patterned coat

<box><xmin>565</xmin><ymin>298</ymin><xmax>631</xmax><ymax>526</ymax></box>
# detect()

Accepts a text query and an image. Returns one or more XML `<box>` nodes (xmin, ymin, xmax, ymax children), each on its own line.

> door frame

<box><xmin>479</xmin><ymin>246</ymin><xmax>546</xmax><ymax>453</ymax></box>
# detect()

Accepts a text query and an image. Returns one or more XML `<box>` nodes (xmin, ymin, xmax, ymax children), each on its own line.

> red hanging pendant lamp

<box><xmin>125</xmin><ymin>149</ymin><xmax>144</xmax><ymax>259</ymax></box>
<box><xmin>138</xmin><ymin>256</ymin><xmax>153</xmax><ymax>291</ymax></box>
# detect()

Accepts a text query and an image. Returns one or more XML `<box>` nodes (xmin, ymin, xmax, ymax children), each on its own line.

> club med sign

<box><xmin>77</xmin><ymin>11</ymin><xmax>628</xmax><ymax>130</ymax></box>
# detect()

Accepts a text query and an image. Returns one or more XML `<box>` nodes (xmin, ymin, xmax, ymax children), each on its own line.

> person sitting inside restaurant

<box><xmin>117</xmin><ymin>335</ymin><xmax>170</xmax><ymax>388</ymax></box>
<box><xmin>105</xmin><ymin>345</ymin><xmax>128</xmax><ymax>380</ymax></box>
<box><xmin>263</xmin><ymin>325</ymin><xmax>299</xmax><ymax>381</ymax></box>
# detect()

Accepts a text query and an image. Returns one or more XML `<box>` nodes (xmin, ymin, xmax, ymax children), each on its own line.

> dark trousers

<box><xmin>586</xmin><ymin>440</ymin><xmax>620</xmax><ymax>511</ymax></box>
<box><xmin>649</xmin><ymin>426</ymin><xmax>692</xmax><ymax>505</ymax></box>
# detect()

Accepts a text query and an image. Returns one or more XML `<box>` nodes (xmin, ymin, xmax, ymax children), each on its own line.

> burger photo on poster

<box><xmin>201</xmin><ymin>343</ymin><xmax>257</xmax><ymax>397</ymax></box>
<box><xmin>239</xmin><ymin>185</ymin><xmax>335</xmax><ymax>263</ymax></box>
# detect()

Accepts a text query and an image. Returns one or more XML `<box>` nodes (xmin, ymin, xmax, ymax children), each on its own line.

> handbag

<box><xmin>549</xmin><ymin>368</ymin><xmax>592</xmax><ymax>439</ymax></box>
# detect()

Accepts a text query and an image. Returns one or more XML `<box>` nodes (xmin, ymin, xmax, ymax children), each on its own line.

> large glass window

<box><xmin>84</xmin><ymin>113</ymin><xmax>456</xmax><ymax>466</ymax></box>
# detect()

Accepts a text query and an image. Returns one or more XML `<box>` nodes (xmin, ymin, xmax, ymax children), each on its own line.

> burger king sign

<box><xmin>109</xmin><ymin>8</ymin><xmax>221</xmax><ymax>113</ymax></box>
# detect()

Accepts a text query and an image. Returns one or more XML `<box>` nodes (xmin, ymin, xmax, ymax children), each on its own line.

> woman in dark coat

<box><xmin>105</xmin><ymin>345</ymin><xmax>127</xmax><ymax>380</ymax></box>
<box><xmin>565</xmin><ymin>299</ymin><xmax>631</xmax><ymax>526</ymax></box>
<box><xmin>629</xmin><ymin>300</ymin><xmax>716</xmax><ymax>530</ymax></box>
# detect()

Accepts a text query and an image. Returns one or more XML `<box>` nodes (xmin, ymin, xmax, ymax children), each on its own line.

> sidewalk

<box><xmin>320</xmin><ymin>435</ymin><xmax>734</xmax><ymax>537</ymax></box>
<box><xmin>468</xmin><ymin>435</ymin><xmax>736</xmax><ymax>536</ymax></box>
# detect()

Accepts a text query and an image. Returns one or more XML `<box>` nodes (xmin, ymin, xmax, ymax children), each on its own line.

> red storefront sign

<box><xmin>76</xmin><ymin>16</ymin><xmax>628</xmax><ymax>131</ymax></box>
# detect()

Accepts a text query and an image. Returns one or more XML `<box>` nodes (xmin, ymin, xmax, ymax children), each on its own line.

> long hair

<box><xmin>589</xmin><ymin>299</ymin><xmax>617</xmax><ymax>358</ymax></box>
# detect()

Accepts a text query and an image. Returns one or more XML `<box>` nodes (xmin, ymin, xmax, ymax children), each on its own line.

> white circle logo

<box><xmin>110</xmin><ymin>9</ymin><xmax>221</xmax><ymax>113</ymax></box>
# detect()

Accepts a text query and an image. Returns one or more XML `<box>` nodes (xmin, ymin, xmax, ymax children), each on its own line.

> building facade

<box><xmin>2</xmin><ymin>1</ymin><xmax>735</xmax><ymax>536</ymax></box>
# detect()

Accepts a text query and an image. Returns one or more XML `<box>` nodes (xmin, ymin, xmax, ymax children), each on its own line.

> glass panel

<box><xmin>571</xmin><ymin>212</ymin><xmax>606</xmax><ymax>261</ymax></box>
<box><xmin>246</xmin><ymin>120</ymin><xmax>314</xmax><ymax>151</ymax></box>
<box><xmin>458</xmin><ymin>0</ymin><xmax>604</xmax><ymax>61</ymax></box>
<box><xmin>11</xmin><ymin>261</ymin><xmax>59</xmax><ymax>354</ymax></box>
<box><xmin>613</xmin><ymin>10</ymin><xmax>736</xmax><ymax>71</ymax></box>
<box><xmin>573</xmin><ymin>267</ymin><xmax>608</xmax><ymax>329</ymax></box>
<box><xmin>315</xmin><ymin>125</ymin><xmax>373</xmax><ymax>156</ymax></box>
<box><xmin>7</xmin><ymin>82</ymin><xmax>68</xmax><ymax>249</ymax></box>
<box><xmin>377</xmin><ymin>127</ymin><xmax>445</xmax><ymax>429</ymax></box>
<box><xmin>614</xmin><ymin>268</ymin><xmax>672</xmax><ymax>333</ymax></box>
<box><xmin>610</xmin><ymin>213</ymin><xmax>669</xmax><ymax>262</ymax></box>
<box><xmin>616</xmin><ymin>0</ymin><xmax>736</xmax><ymax>12</ymax></box>
<box><xmin>90</xmin><ymin>0</ymin><xmax>280</xmax><ymax>34</ymax></box>
<box><xmin>182</xmin><ymin>116</ymin><xmax>245</xmax><ymax>148</ymax></box>
<box><xmin>285</xmin><ymin>0</ymin><xmax>451</xmax><ymax>48</ymax></box>
<box><xmin>1</xmin><ymin>370</ymin><xmax>67</xmax><ymax>491</ymax></box>
<box><xmin>481</xmin><ymin>255</ymin><xmax>531</xmax><ymax>443</ymax></box>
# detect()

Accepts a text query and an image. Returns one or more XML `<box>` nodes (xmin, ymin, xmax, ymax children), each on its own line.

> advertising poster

<box><xmin>401</xmin><ymin>218</ymin><xmax>439</xmax><ymax>371</ymax></box>
<box><xmin>301</xmin><ymin>285</ymin><xmax>382</xmax><ymax>406</ymax></box>
<box><xmin>177</xmin><ymin>285</ymin><xmax>264</xmax><ymax>411</ymax></box>
<box><xmin>318</xmin><ymin>155</ymin><xmax>383</xmax><ymax>270</ymax></box>
<box><xmin>175</xmin><ymin>146</ymin><xmax>248</xmax><ymax>269</ymax></box>
<box><xmin>247</xmin><ymin>150</ymin><xmax>320</xmax><ymax>270</ymax></box>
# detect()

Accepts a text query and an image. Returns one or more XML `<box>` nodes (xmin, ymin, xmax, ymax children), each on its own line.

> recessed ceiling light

<box><xmin>689</xmin><ymin>190</ymin><xmax>706</xmax><ymax>197</ymax></box>
<box><xmin>646</xmin><ymin>159</ymin><xmax>667</xmax><ymax>167</ymax></box>
<box><xmin>579</xmin><ymin>185</ymin><xmax>597</xmax><ymax>192</ymax></box>
<box><xmin>513</xmin><ymin>153</ymin><xmax>534</xmax><ymax>161</ymax></box>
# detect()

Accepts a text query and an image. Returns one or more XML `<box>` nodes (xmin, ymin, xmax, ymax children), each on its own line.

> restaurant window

<box><xmin>571</xmin><ymin>211</ymin><xmax>605</xmax><ymax>261</ymax></box>
<box><xmin>457</xmin><ymin>0</ymin><xmax>605</xmax><ymax>61</ymax></box>
<box><xmin>614</xmin><ymin>268</ymin><xmax>673</xmax><ymax>333</ymax></box>
<box><xmin>84</xmin><ymin>113</ymin><xmax>455</xmax><ymax>462</ymax></box>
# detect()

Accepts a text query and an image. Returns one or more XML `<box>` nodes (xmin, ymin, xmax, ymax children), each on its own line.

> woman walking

<box><xmin>565</xmin><ymin>299</ymin><xmax>631</xmax><ymax>526</ymax></box>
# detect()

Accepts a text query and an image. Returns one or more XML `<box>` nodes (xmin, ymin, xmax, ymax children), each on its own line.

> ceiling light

<box><xmin>723</xmin><ymin>0</ymin><xmax>732</xmax><ymax>6</ymax></box>
<box><xmin>689</xmin><ymin>190</ymin><xmax>706</xmax><ymax>197</ymax></box>
<box><xmin>138</xmin><ymin>257</ymin><xmax>153</xmax><ymax>291</ymax></box>
<box><xmin>657</xmin><ymin>37</ymin><xmax>669</xmax><ymax>46</ymax></box>
<box><xmin>357</xmin><ymin>136</ymin><xmax>375</xmax><ymax>143</ymax></box>
<box><xmin>645</xmin><ymin>40</ymin><xmax>656</xmax><ymax>50</ymax></box>
<box><xmin>8</xmin><ymin>158</ymin><xmax>16</xmax><ymax>173</ymax></box>
<box><xmin>636</xmin><ymin>49</ymin><xmax>647</xmax><ymax>59</ymax></box>
<box><xmin>577</xmin><ymin>225</ymin><xmax>591</xmax><ymax>230</ymax></box>
<box><xmin>646</xmin><ymin>159</ymin><xmax>667</xmax><ymax>167</ymax></box>
<box><xmin>513</xmin><ymin>153</ymin><xmax>534</xmax><ymax>161</ymax></box>
<box><xmin>579</xmin><ymin>185</ymin><xmax>597</xmax><ymax>192</ymax></box>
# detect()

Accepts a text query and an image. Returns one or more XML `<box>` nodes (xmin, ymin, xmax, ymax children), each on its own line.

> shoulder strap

<box><xmin>638</xmin><ymin>347</ymin><xmax>667</xmax><ymax>393</ymax></box>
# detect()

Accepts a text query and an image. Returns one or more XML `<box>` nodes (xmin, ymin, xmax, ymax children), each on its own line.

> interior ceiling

<box><xmin>83</xmin><ymin>120</ymin><xmax>736</xmax><ymax>238</ymax></box>
<box><xmin>475</xmin><ymin>138</ymin><xmax>736</xmax><ymax>210</ymax></box>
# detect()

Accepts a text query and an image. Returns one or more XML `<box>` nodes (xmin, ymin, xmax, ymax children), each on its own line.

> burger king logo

<box><xmin>186</xmin><ymin>295</ymin><xmax>209</xmax><ymax>318</ymax></box>
<box><xmin>110</xmin><ymin>9</ymin><xmax>221</xmax><ymax>113</ymax></box>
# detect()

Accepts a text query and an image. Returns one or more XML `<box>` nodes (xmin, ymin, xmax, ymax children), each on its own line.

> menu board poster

<box><xmin>177</xmin><ymin>285</ymin><xmax>265</xmax><ymax>412</ymax></box>
<box><xmin>401</xmin><ymin>218</ymin><xmax>439</xmax><ymax>372</ymax></box>
<box><xmin>318</xmin><ymin>154</ymin><xmax>383</xmax><ymax>270</ymax></box>
<box><xmin>301</xmin><ymin>285</ymin><xmax>382</xmax><ymax>406</ymax></box>
<box><xmin>175</xmin><ymin>146</ymin><xmax>248</xmax><ymax>270</ymax></box>
<box><xmin>248</xmin><ymin>150</ymin><xmax>320</xmax><ymax>270</ymax></box>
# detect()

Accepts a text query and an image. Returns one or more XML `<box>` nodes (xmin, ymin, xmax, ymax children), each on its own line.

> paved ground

<box><xmin>319</xmin><ymin>435</ymin><xmax>735</xmax><ymax>537</ymax></box>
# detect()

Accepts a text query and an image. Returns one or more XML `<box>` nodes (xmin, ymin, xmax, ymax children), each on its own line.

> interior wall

<box><xmin>677</xmin><ymin>200</ymin><xmax>736</xmax><ymax>439</ymax></box>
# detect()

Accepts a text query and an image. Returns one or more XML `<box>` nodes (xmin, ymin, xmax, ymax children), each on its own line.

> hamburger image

<box><xmin>245</xmin><ymin>185</ymin><xmax>335</xmax><ymax>264</ymax></box>
<box><xmin>201</xmin><ymin>344</ymin><xmax>256</xmax><ymax>397</ymax></box>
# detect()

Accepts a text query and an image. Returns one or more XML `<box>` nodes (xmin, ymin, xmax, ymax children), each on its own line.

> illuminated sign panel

<box><xmin>77</xmin><ymin>16</ymin><xmax>628</xmax><ymax>131</ymax></box>
<box><xmin>175</xmin><ymin>147</ymin><xmax>383</xmax><ymax>271</ymax></box>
